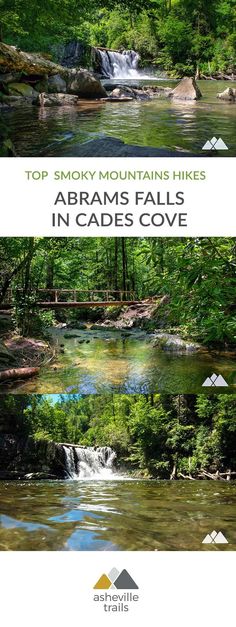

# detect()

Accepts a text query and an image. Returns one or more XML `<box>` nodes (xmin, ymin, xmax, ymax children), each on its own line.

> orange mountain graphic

<box><xmin>94</xmin><ymin>574</ymin><xmax>112</xmax><ymax>589</ymax></box>
<box><xmin>94</xmin><ymin>568</ymin><xmax>138</xmax><ymax>590</ymax></box>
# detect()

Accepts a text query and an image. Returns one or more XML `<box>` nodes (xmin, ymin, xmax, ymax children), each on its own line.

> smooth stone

<box><xmin>170</xmin><ymin>77</ymin><xmax>202</xmax><ymax>101</ymax></box>
<box><xmin>67</xmin><ymin>69</ymin><xmax>107</xmax><ymax>98</ymax></box>
<box><xmin>53</xmin><ymin>136</ymin><xmax>203</xmax><ymax>157</ymax></box>
<box><xmin>152</xmin><ymin>333</ymin><xmax>201</xmax><ymax>353</ymax></box>
<box><xmin>217</xmin><ymin>87</ymin><xmax>236</xmax><ymax>102</ymax></box>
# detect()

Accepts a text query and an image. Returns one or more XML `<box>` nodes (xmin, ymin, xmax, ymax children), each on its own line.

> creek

<box><xmin>0</xmin><ymin>479</ymin><xmax>235</xmax><ymax>550</ymax></box>
<box><xmin>1</xmin><ymin>326</ymin><xmax>235</xmax><ymax>394</ymax></box>
<box><xmin>1</xmin><ymin>80</ymin><xmax>236</xmax><ymax>156</ymax></box>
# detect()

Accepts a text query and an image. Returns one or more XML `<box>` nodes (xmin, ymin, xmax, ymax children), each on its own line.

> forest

<box><xmin>1</xmin><ymin>0</ymin><xmax>235</xmax><ymax>76</ymax></box>
<box><xmin>0</xmin><ymin>236</ymin><xmax>235</xmax><ymax>347</ymax></box>
<box><xmin>1</xmin><ymin>393</ymin><xmax>236</xmax><ymax>479</ymax></box>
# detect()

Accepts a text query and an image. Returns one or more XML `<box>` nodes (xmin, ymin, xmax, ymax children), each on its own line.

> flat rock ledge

<box><xmin>51</xmin><ymin>136</ymin><xmax>202</xmax><ymax>157</ymax></box>
<box><xmin>152</xmin><ymin>332</ymin><xmax>202</xmax><ymax>353</ymax></box>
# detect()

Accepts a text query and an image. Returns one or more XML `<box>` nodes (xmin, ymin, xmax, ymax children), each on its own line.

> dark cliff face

<box><xmin>0</xmin><ymin>434</ymin><xmax>66</xmax><ymax>480</ymax></box>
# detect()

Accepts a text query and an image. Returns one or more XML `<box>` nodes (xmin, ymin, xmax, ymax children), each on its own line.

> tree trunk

<box><xmin>121</xmin><ymin>238</ymin><xmax>127</xmax><ymax>295</ymax></box>
<box><xmin>46</xmin><ymin>256</ymin><xmax>54</xmax><ymax>289</ymax></box>
<box><xmin>114</xmin><ymin>238</ymin><xmax>118</xmax><ymax>293</ymax></box>
<box><xmin>0</xmin><ymin>367</ymin><xmax>39</xmax><ymax>382</ymax></box>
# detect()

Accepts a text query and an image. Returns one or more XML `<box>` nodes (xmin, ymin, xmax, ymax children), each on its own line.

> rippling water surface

<box><xmin>1</xmin><ymin>328</ymin><xmax>235</xmax><ymax>394</ymax></box>
<box><xmin>2</xmin><ymin>80</ymin><xmax>236</xmax><ymax>155</ymax></box>
<box><xmin>0</xmin><ymin>479</ymin><xmax>235</xmax><ymax>550</ymax></box>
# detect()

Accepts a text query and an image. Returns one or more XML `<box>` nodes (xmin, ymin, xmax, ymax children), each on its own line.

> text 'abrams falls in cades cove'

<box><xmin>52</xmin><ymin>190</ymin><xmax>188</xmax><ymax>228</ymax></box>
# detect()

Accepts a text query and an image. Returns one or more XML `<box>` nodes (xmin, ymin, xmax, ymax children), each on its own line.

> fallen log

<box><xmin>0</xmin><ymin>367</ymin><xmax>39</xmax><ymax>382</ymax></box>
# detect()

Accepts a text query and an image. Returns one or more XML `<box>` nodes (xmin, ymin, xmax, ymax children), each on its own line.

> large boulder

<box><xmin>152</xmin><ymin>333</ymin><xmax>201</xmax><ymax>353</ymax></box>
<box><xmin>170</xmin><ymin>77</ymin><xmax>202</xmax><ymax>101</ymax></box>
<box><xmin>34</xmin><ymin>93</ymin><xmax>79</xmax><ymax>107</ymax></box>
<box><xmin>217</xmin><ymin>87</ymin><xmax>236</xmax><ymax>102</ymax></box>
<box><xmin>48</xmin><ymin>74</ymin><xmax>67</xmax><ymax>93</ymax></box>
<box><xmin>67</xmin><ymin>69</ymin><xmax>107</xmax><ymax>98</ymax></box>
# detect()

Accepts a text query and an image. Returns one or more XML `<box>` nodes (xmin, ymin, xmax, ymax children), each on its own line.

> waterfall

<box><xmin>63</xmin><ymin>445</ymin><xmax>116</xmax><ymax>479</ymax></box>
<box><xmin>63</xmin><ymin>446</ymin><xmax>77</xmax><ymax>479</ymax></box>
<box><xmin>97</xmin><ymin>49</ymin><xmax>143</xmax><ymax>79</ymax></box>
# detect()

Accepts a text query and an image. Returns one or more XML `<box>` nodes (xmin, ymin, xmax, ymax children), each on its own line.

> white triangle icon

<box><xmin>202</xmin><ymin>534</ymin><xmax>213</xmax><ymax>544</ymax></box>
<box><xmin>202</xmin><ymin>377</ymin><xmax>213</xmax><ymax>386</ymax></box>
<box><xmin>202</xmin><ymin>141</ymin><xmax>213</xmax><ymax>150</ymax></box>
<box><xmin>215</xmin><ymin>375</ymin><xmax>228</xmax><ymax>387</ymax></box>
<box><xmin>202</xmin><ymin>374</ymin><xmax>228</xmax><ymax>387</ymax></box>
<box><xmin>214</xmin><ymin>138</ymin><xmax>228</xmax><ymax>150</ymax></box>
<box><xmin>215</xmin><ymin>532</ymin><xmax>228</xmax><ymax>544</ymax></box>
<box><xmin>202</xmin><ymin>137</ymin><xmax>228</xmax><ymax>151</ymax></box>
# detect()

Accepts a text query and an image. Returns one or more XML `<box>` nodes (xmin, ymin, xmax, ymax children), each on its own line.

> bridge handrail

<box><xmin>4</xmin><ymin>287</ymin><xmax>139</xmax><ymax>303</ymax></box>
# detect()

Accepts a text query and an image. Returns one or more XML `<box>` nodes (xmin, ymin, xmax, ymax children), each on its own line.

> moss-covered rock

<box><xmin>8</xmin><ymin>82</ymin><xmax>37</xmax><ymax>98</ymax></box>
<box><xmin>0</xmin><ymin>42</ymin><xmax>64</xmax><ymax>76</ymax></box>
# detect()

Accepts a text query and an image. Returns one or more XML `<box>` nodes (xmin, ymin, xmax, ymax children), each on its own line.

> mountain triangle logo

<box><xmin>202</xmin><ymin>530</ymin><xmax>228</xmax><ymax>544</ymax></box>
<box><xmin>202</xmin><ymin>137</ymin><xmax>228</xmax><ymax>150</ymax></box>
<box><xmin>202</xmin><ymin>373</ymin><xmax>228</xmax><ymax>387</ymax></box>
<box><xmin>94</xmin><ymin>568</ymin><xmax>138</xmax><ymax>590</ymax></box>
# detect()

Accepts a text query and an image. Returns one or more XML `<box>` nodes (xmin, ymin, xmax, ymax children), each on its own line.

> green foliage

<box><xmin>2</xmin><ymin>393</ymin><xmax>236</xmax><ymax>478</ymax></box>
<box><xmin>0</xmin><ymin>0</ymin><xmax>235</xmax><ymax>74</ymax></box>
<box><xmin>0</xmin><ymin>237</ymin><xmax>235</xmax><ymax>347</ymax></box>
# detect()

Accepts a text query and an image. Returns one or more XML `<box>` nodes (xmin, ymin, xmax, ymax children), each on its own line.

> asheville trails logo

<box><xmin>93</xmin><ymin>568</ymin><xmax>139</xmax><ymax>612</ymax></box>
<box><xmin>202</xmin><ymin>530</ymin><xmax>228</xmax><ymax>544</ymax></box>
<box><xmin>202</xmin><ymin>137</ymin><xmax>228</xmax><ymax>150</ymax></box>
<box><xmin>202</xmin><ymin>373</ymin><xmax>228</xmax><ymax>387</ymax></box>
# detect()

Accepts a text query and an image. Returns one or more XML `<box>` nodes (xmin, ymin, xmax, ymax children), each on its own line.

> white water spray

<box><xmin>97</xmin><ymin>49</ymin><xmax>149</xmax><ymax>79</ymax></box>
<box><xmin>63</xmin><ymin>445</ymin><xmax>117</xmax><ymax>480</ymax></box>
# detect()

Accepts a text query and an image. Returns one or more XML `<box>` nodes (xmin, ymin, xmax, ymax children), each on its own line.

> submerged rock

<box><xmin>170</xmin><ymin>77</ymin><xmax>202</xmax><ymax>101</ymax></box>
<box><xmin>67</xmin><ymin>322</ymin><xmax>87</xmax><ymax>330</ymax></box>
<box><xmin>111</xmin><ymin>86</ymin><xmax>150</xmax><ymax>100</ymax></box>
<box><xmin>34</xmin><ymin>92</ymin><xmax>79</xmax><ymax>106</ymax></box>
<box><xmin>54</xmin><ymin>136</ymin><xmax>199</xmax><ymax>157</ymax></box>
<box><xmin>153</xmin><ymin>333</ymin><xmax>201</xmax><ymax>353</ymax></box>
<box><xmin>217</xmin><ymin>87</ymin><xmax>236</xmax><ymax>102</ymax></box>
<box><xmin>64</xmin><ymin>332</ymin><xmax>82</xmax><ymax>339</ymax></box>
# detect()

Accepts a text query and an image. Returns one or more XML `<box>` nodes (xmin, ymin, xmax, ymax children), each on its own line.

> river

<box><xmin>0</xmin><ymin>479</ymin><xmax>235</xmax><ymax>550</ymax></box>
<box><xmin>1</xmin><ymin>80</ymin><xmax>236</xmax><ymax>156</ymax></box>
<box><xmin>1</xmin><ymin>327</ymin><xmax>235</xmax><ymax>394</ymax></box>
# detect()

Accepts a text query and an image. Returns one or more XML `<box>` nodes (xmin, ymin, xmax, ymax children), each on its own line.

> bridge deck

<box><xmin>1</xmin><ymin>289</ymin><xmax>159</xmax><ymax>309</ymax></box>
<box><xmin>36</xmin><ymin>300</ymin><xmax>142</xmax><ymax>308</ymax></box>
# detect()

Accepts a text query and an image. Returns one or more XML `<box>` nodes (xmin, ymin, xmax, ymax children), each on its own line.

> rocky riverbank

<box><xmin>1</xmin><ymin>42</ymin><xmax>234</xmax><ymax>111</ymax></box>
<box><xmin>64</xmin><ymin>299</ymin><xmax>204</xmax><ymax>354</ymax></box>
<box><xmin>0</xmin><ymin>326</ymin><xmax>54</xmax><ymax>384</ymax></box>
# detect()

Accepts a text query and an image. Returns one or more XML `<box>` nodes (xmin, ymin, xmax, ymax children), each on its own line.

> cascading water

<box><xmin>63</xmin><ymin>446</ymin><xmax>77</xmax><ymax>479</ymax></box>
<box><xmin>63</xmin><ymin>445</ymin><xmax>117</xmax><ymax>480</ymax></box>
<box><xmin>97</xmin><ymin>49</ymin><xmax>145</xmax><ymax>79</ymax></box>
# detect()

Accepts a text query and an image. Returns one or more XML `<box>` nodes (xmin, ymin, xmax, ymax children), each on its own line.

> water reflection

<box><xmin>1</xmin><ymin>81</ymin><xmax>236</xmax><ymax>156</ymax></box>
<box><xmin>2</xmin><ymin>328</ymin><xmax>235</xmax><ymax>394</ymax></box>
<box><xmin>0</xmin><ymin>480</ymin><xmax>235</xmax><ymax>550</ymax></box>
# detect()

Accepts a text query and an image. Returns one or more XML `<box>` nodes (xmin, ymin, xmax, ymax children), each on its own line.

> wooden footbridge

<box><xmin>1</xmin><ymin>289</ymin><xmax>158</xmax><ymax>309</ymax></box>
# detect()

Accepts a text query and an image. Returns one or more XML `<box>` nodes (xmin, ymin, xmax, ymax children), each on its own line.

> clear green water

<box><xmin>2</xmin><ymin>80</ymin><xmax>236</xmax><ymax>155</ymax></box>
<box><xmin>2</xmin><ymin>328</ymin><xmax>235</xmax><ymax>394</ymax></box>
<box><xmin>0</xmin><ymin>479</ymin><xmax>235</xmax><ymax>550</ymax></box>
